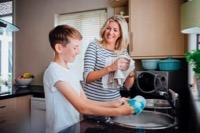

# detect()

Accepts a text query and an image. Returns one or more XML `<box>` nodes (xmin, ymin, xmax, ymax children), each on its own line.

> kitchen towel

<box><xmin>102</xmin><ymin>55</ymin><xmax>135</xmax><ymax>89</ymax></box>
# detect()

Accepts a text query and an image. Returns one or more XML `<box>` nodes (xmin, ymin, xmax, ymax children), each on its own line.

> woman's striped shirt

<box><xmin>83</xmin><ymin>41</ymin><xmax>128</xmax><ymax>101</ymax></box>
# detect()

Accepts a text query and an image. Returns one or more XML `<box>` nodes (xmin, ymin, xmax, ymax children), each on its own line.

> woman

<box><xmin>83</xmin><ymin>15</ymin><xmax>135</xmax><ymax>102</ymax></box>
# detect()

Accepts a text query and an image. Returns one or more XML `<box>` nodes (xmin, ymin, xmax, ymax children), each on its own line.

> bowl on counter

<box><xmin>15</xmin><ymin>77</ymin><xmax>33</xmax><ymax>87</ymax></box>
<box><xmin>158</xmin><ymin>58</ymin><xmax>181</xmax><ymax>71</ymax></box>
<box><xmin>141</xmin><ymin>59</ymin><xmax>160</xmax><ymax>70</ymax></box>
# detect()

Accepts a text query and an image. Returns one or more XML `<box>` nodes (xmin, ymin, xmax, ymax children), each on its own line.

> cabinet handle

<box><xmin>0</xmin><ymin>120</ymin><xmax>6</xmax><ymax>124</ymax></box>
<box><xmin>37</xmin><ymin>108</ymin><xmax>46</xmax><ymax>111</ymax></box>
<box><xmin>0</xmin><ymin>105</ymin><xmax>6</xmax><ymax>109</ymax></box>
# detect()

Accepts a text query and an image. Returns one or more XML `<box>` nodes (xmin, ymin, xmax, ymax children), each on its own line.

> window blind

<box><xmin>57</xmin><ymin>9</ymin><xmax>107</xmax><ymax>80</ymax></box>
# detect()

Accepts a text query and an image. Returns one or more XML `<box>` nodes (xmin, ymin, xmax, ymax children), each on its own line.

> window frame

<box><xmin>0</xmin><ymin>0</ymin><xmax>13</xmax><ymax>86</ymax></box>
<box><xmin>197</xmin><ymin>34</ymin><xmax>200</xmax><ymax>50</ymax></box>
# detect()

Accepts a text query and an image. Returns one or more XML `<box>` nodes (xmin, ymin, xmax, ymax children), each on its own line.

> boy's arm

<box><xmin>55</xmin><ymin>81</ymin><xmax>133</xmax><ymax>116</ymax></box>
<box><xmin>80</xmin><ymin>89</ymin><xmax>127</xmax><ymax>108</ymax></box>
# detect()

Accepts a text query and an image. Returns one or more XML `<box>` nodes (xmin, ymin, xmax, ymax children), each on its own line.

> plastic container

<box><xmin>158</xmin><ymin>58</ymin><xmax>181</xmax><ymax>71</ymax></box>
<box><xmin>141</xmin><ymin>59</ymin><xmax>160</xmax><ymax>70</ymax></box>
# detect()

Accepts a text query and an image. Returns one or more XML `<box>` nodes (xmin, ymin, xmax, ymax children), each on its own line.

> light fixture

<box><xmin>181</xmin><ymin>0</ymin><xmax>200</xmax><ymax>34</ymax></box>
<box><xmin>0</xmin><ymin>19</ymin><xmax>19</xmax><ymax>33</ymax></box>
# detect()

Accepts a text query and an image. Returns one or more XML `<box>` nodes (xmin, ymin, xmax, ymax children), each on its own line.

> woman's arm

<box><xmin>56</xmin><ymin>81</ymin><xmax>133</xmax><ymax>116</ymax></box>
<box><xmin>86</xmin><ymin>65</ymin><xmax>113</xmax><ymax>83</ymax></box>
<box><xmin>84</xmin><ymin>43</ymin><xmax>129</xmax><ymax>83</ymax></box>
<box><xmin>124</xmin><ymin>71</ymin><xmax>135</xmax><ymax>90</ymax></box>
<box><xmin>85</xmin><ymin>59</ymin><xmax>129</xmax><ymax>83</ymax></box>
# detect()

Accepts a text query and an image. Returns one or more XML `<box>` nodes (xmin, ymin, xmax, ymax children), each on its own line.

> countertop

<box><xmin>1</xmin><ymin>84</ymin><xmax>199</xmax><ymax>133</ymax></box>
<box><xmin>59</xmin><ymin>119</ymin><xmax>177</xmax><ymax>133</ymax></box>
<box><xmin>0</xmin><ymin>85</ymin><xmax>44</xmax><ymax>100</ymax></box>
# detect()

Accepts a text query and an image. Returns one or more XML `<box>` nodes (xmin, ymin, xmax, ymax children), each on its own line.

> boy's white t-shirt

<box><xmin>43</xmin><ymin>62</ymin><xmax>81</xmax><ymax>133</ymax></box>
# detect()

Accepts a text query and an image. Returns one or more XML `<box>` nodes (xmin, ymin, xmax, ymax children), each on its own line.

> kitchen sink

<box><xmin>112</xmin><ymin>110</ymin><xmax>176</xmax><ymax>130</ymax></box>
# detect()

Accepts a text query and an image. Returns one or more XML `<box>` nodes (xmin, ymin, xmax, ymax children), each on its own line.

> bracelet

<box><xmin>128</xmin><ymin>71</ymin><xmax>135</xmax><ymax>78</ymax></box>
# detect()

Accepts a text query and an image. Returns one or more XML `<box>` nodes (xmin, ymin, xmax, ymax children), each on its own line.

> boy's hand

<box><xmin>119</xmin><ymin>102</ymin><xmax>134</xmax><ymax>115</ymax></box>
<box><xmin>128</xmin><ymin>95</ymin><xmax>146</xmax><ymax>115</ymax></box>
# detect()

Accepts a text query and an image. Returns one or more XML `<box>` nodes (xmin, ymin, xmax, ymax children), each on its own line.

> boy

<box><xmin>43</xmin><ymin>25</ymin><xmax>133</xmax><ymax>133</ymax></box>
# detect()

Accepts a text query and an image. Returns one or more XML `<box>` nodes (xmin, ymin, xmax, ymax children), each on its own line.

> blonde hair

<box><xmin>99</xmin><ymin>15</ymin><xmax>129</xmax><ymax>53</ymax></box>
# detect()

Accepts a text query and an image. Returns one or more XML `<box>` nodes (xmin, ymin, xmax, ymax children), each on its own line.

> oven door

<box><xmin>136</xmin><ymin>71</ymin><xmax>163</xmax><ymax>94</ymax></box>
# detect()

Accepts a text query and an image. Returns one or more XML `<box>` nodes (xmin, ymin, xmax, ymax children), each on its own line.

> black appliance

<box><xmin>129</xmin><ymin>70</ymin><xmax>187</xmax><ymax>99</ymax></box>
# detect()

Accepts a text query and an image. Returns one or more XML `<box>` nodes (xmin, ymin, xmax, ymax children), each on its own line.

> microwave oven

<box><xmin>129</xmin><ymin>70</ymin><xmax>187</xmax><ymax>98</ymax></box>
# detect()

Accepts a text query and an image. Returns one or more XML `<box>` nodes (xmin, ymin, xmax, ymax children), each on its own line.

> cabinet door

<box><xmin>31</xmin><ymin>97</ymin><xmax>46</xmax><ymax>133</ymax></box>
<box><xmin>0</xmin><ymin>95</ymin><xmax>31</xmax><ymax>132</ymax></box>
<box><xmin>129</xmin><ymin>0</ymin><xmax>185</xmax><ymax>58</ymax></box>
<box><xmin>0</xmin><ymin>98</ymin><xmax>17</xmax><ymax>132</ymax></box>
<box><xmin>15</xmin><ymin>95</ymin><xmax>31</xmax><ymax>132</ymax></box>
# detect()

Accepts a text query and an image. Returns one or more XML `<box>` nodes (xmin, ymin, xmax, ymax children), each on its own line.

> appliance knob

<box><xmin>161</xmin><ymin>77</ymin><xmax>166</xmax><ymax>82</ymax></box>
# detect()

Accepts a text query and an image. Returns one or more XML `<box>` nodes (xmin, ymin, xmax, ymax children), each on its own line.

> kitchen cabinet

<box><xmin>0</xmin><ymin>95</ymin><xmax>31</xmax><ymax>132</ymax></box>
<box><xmin>0</xmin><ymin>97</ymin><xmax>16</xmax><ymax>131</ymax></box>
<box><xmin>109</xmin><ymin>0</ymin><xmax>129</xmax><ymax>19</ymax></box>
<box><xmin>129</xmin><ymin>0</ymin><xmax>185</xmax><ymax>58</ymax></box>
<box><xmin>31</xmin><ymin>97</ymin><xmax>46</xmax><ymax>133</ymax></box>
<box><xmin>16</xmin><ymin>95</ymin><xmax>31</xmax><ymax>132</ymax></box>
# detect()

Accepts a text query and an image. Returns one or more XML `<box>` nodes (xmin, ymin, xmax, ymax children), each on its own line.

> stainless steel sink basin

<box><xmin>146</xmin><ymin>99</ymin><xmax>171</xmax><ymax>109</ymax></box>
<box><xmin>112</xmin><ymin>110</ymin><xmax>176</xmax><ymax>130</ymax></box>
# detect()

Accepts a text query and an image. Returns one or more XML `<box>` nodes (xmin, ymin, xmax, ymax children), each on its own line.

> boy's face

<box><xmin>60</xmin><ymin>38</ymin><xmax>81</xmax><ymax>63</ymax></box>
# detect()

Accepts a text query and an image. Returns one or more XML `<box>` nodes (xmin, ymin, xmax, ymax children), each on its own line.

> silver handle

<box><xmin>37</xmin><ymin>108</ymin><xmax>46</xmax><ymax>111</ymax></box>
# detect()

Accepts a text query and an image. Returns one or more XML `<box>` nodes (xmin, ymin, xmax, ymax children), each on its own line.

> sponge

<box><xmin>128</xmin><ymin>95</ymin><xmax>146</xmax><ymax>115</ymax></box>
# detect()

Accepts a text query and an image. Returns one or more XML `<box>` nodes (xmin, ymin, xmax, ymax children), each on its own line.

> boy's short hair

<box><xmin>49</xmin><ymin>25</ymin><xmax>82</xmax><ymax>50</ymax></box>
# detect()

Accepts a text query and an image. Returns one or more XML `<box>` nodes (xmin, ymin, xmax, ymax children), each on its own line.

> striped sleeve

<box><xmin>83</xmin><ymin>42</ymin><xmax>97</xmax><ymax>82</ymax></box>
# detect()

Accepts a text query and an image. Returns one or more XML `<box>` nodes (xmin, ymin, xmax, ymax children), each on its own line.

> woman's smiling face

<box><xmin>103</xmin><ymin>21</ymin><xmax>121</xmax><ymax>45</ymax></box>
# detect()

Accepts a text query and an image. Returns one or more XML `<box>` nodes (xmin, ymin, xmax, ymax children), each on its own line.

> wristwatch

<box><xmin>128</xmin><ymin>71</ymin><xmax>135</xmax><ymax>78</ymax></box>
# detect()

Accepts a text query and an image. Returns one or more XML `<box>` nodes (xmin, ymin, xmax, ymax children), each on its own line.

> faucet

<box><xmin>158</xmin><ymin>89</ymin><xmax>178</xmax><ymax>111</ymax></box>
<box><xmin>155</xmin><ymin>76</ymin><xmax>178</xmax><ymax>111</ymax></box>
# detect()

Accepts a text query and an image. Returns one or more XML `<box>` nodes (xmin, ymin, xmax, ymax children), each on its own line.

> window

<box><xmin>0</xmin><ymin>0</ymin><xmax>13</xmax><ymax>88</ymax></box>
<box><xmin>56</xmin><ymin>9</ymin><xmax>107</xmax><ymax>80</ymax></box>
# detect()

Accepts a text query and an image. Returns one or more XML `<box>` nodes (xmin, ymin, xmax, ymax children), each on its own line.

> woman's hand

<box><xmin>118</xmin><ymin>58</ymin><xmax>130</xmax><ymax>71</ymax></box>
<box><xmin>108</xmin><ymin>58</ymin><xmax>130</xmax><ymax>72</ymax></box>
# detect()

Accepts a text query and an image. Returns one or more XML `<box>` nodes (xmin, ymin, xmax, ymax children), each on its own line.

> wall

<box><xmin>15</xmin><ymin>0</ymin><xmax>113</xmax><ymax>85</ymax></box>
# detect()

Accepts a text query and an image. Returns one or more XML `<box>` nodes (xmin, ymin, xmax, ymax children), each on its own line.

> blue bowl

<box><xmin>141</xmin><ymin>59</ymin><xmax>160</xmax><ymax>70</ymax></box>
<box><xmin>158</xmin><ymin>58</ymin><xmax>181</xmax><ymax>71</ymax></box>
